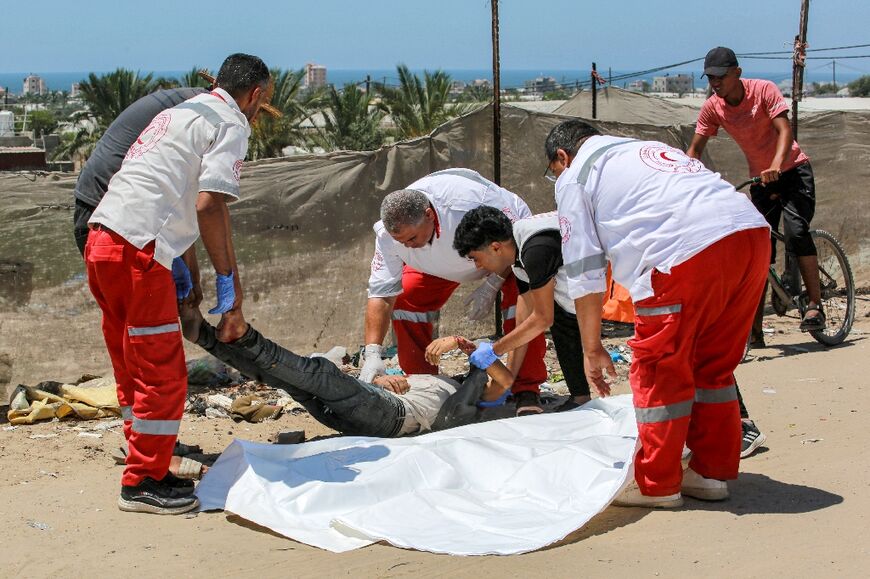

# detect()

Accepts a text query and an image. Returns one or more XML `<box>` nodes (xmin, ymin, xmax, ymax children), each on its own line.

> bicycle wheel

<box><xmin>808</xmin><ymin>229</ymin><xmax>855</xmax><ymax>345</ymax></box>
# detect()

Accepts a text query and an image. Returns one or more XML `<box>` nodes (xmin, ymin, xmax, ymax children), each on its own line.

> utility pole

<box><xmin>491</xmin><ymin>0</ymin><xmax>503</xmax><ymax>336</ymax></box>
<box><xmin>591</xmin><ymin>62</ymin><xmax>598</xmax><ymax>119</ymax></box>
<box><xmin>832</xmin><ymin>60</ymin><xmax>836</xmax><ymax>87</ymax></box>
<box><xmin>365</xmin><ymin>75</ymin><xmax>371</xmax><ymax>95</ymax></box>
<box><xmin>791</xmin><ymin>0</ymin><xmax>810</xmax><ymax>139</ymax></box>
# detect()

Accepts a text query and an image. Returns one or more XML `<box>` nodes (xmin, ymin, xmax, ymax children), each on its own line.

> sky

<box><xmin>2</xmin><ymin>0</ymin><xmax>869</xmax><ymax>77</ymax></box>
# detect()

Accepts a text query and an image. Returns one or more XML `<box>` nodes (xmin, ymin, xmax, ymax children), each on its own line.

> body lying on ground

<box><xmin>179</xmin><ymin>305</ymin><xmax>515</xmax><ymax>437</ymax></box>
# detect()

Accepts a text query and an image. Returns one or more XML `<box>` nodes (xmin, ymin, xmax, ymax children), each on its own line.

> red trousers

<box><xmin>628</xmin><ymin>228</ymin><xmax>769</xmax><ymax>496</ymax></box>
<box><xmin>393</xmin><ymin>266</ymin><xmax>547</xmax><ymax>393</ymax></box>
<box><xmin>85</xmin><ymin>228</ymin><xmax>187</xmax><ymax>486</ymax></box>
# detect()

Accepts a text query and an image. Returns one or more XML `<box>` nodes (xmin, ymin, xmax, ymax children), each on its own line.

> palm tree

<box><xmin>178</xmin><ymin>67</ymin><xmax>212</xmax><ymax>89</ymax></box>
<box><xmin>315</xmin><ymin>83</ymin><xmax>385</xmax><ymax>152</ymax></box>
<box><xmin>376</xmin><ymin>64</ymin><xmax>472</xmax><ymax>140</ymax></box>
<box><xmin>248</xmin><ymin>67</ymin><xmax>317</xmax><ymax>160</ymax></box>
<box><xmin>77</xmin><ymin>68</ymin><xmax>164</xmax><ymax>129</ymax></box>
<box><xmin>53</xmin><ymin>69</ymin><xmax>166</xmax><ymax>163</ymax></box>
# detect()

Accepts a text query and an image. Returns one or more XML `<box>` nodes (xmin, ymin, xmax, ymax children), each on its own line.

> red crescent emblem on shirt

<box><xmin>126</xmin><ymin>111</ymin><xmax>172</xmax><ymax>160</ymax></box>
<box><xmin>639</xmin><ymin>144</ymin><xmax>703</xmax><ymax>174</ymax></box>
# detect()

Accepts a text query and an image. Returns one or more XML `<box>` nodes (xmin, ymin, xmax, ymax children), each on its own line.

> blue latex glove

<box><xmin>171</xmin><ymin>257</ymin><xmax>192</xmax><ymax>301</ymax></box>
<box><xmin>469</xmin><ymin>341</ymin><xmax>499</xmax><ymax>369</ymax></box>
<box><xmin>207</xmin><ymin>271</ymin><xmax>236</xmax><ymax>314</ymax></box>
<box><xmin>476</xmin><ymin>389</ymin><xmax>510</xmax><ymax>408</ymax></box>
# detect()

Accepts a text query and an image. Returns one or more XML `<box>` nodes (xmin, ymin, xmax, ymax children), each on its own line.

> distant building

<box><xmin>71</xmin><ymin>83</ymin><xmax>81</xmax><ymax>97</ymax></box>
<box><xmin>626</xmin><ymin>79</ymin><xmax>650</xmax><ymax>93</ymax></box>
<box><xmin>524</xmin><ymin>76</ymin><xmax>557</xmax><ymax>96</ymax></box>
<box><xmin>449</xmin><ymin>80</ymin><xmax>466</xmax><ymax>96</ymax></box>
<box><xmin>652</xmin><ymin>74</ymin><xmax>693</xmax><ymax>94</ymax></box>
<box><xmin>304</xmin><ymin>64</ymin><xmax>327</xmax><ymax>89</ymax></box>
<box><xmin>23</xmin><ymin>74</ymin><xmax>47</xmax><ymax>96</ymax></box>
<box><xmin>470</xmin><ymin>79</ymin><xmax>491</xmax><ymax>89</ymax></box>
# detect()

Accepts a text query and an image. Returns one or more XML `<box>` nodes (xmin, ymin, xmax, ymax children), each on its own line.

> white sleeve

<box><xmin>199</xmin><ymin>123</ymin><xmax>248</xmax><ymax>201</ymax></box>
<box><xmin>557</xmin><ymin>182</ymin><xmax>607</xmax><ymax>298</ymax></box>
<box><xmin>488</xmin><ymin>184</ymin><xmax>532</xmax><ymax>222</ymax></box>
<box><xmin>367</xmin><ymin>226</ymin><xmax>405</xmax><ymax>298</ymax></box>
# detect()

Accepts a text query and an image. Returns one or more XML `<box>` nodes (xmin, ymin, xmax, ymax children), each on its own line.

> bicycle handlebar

<box><xmin>735</xmin><ymin>176</ymin><xmax>762</xmax><ymax>191</ymax></box>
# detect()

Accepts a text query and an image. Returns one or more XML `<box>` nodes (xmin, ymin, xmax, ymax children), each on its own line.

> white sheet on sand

<box><xmin>196</xmin><ymin>394</ymin><xmax>638</xmax><ymax>555</ymax></box>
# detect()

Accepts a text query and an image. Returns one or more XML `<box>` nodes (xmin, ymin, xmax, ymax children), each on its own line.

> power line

<box><xmin>739</xmin><ymin>42</ymin><xmax>870</xmax><ymax>56</ymax></box>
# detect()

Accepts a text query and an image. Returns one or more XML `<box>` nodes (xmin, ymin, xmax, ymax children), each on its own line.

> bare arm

<box><xmin>493</xmin><ymin>281</ymin><xmax>554</xmax><ymax>357</ymax></box>
<box><xmin>364</xmin><ymin>295</ymin><xmax>397</xmax><ymax>345</ymax></box>
<box><xmin>763</xmin><ymin>113</ymin><xmax>793</xmax><ymax>184</ymax></box>
<box><xmin>196</xmin><ymin>191</ymin><xmax>234</xmax><ymax>277</ymax></box>
<box><xmin>575</xmin><ymin>293</ymin><xmax>615</xmax><ymax>397</ymax></box>
<box><xmin>686</xmin><ymin>133</ymin><xmax>709</xmax><ymax>160</ymax></box>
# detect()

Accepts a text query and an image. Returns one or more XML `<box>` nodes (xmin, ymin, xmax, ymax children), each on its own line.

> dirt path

<box><xmin>2</xmin><ymin>302</ymin><xmax>868</xmax><ymax>578</ymax></box>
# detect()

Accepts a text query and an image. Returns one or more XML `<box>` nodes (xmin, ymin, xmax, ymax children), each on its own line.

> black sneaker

<box><xmin>514</xmin><ymin>391</ymin><xmax>543</xmax><ymax>417</ymax></box>
<box><xmin>118</xmin><ymin>477</ymin><xmax>200</xmax><ymax>515</ymax></box>
<box><xmin>554</xmin><ymin>399</ymin><xmax>582</xmax><ymax>413</ymax></box>
<box><xmin>740</xmin><ymin>420</ymin><xmax>767</xmax><ymax>459</ymax></box>
<box><xmin>160</xmin><ymin>471</ymin><xmax>196</xmax><ymax>496</ymax></box>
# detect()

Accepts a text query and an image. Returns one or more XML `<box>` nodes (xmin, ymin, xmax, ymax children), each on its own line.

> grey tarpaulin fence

<box><xmin>1</xmin><ymin>103</ymin><xmax>868</xmax><ymax>390</ymax></box>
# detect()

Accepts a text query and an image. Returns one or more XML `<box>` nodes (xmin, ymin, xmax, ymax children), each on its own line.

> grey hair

<box><xmin>380</xmin><ymin>189</ymin><xmax>430</xmax><ymax>233</ymax></box>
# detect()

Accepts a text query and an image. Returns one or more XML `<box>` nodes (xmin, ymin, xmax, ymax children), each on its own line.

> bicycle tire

<box><xmin>807</xmin><ymin>229</ymin><xmax>855</xmax><ymax>346</ymax></box>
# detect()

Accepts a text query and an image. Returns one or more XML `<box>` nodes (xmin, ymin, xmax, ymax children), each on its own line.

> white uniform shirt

<box><xmin>368</xmin><ymin>169</ymin><xmax>532</xmax><ymax>297</ymax></box>
<box><xmin>89</xmin><ymin>88</ymin><xmax>250</xmax><ymax>269</ymax></box>
<box><xmin>511</xmin><ymin>212</ymin><xmax>576</xmax><ymax>314</ymax></box>
<box><xmin>556</xmin><ymin>136</ymin><xmax>769</xmax><ymax>302</ymax></box>
<box><xmin>396</xmin><ymin>374</ymin><xmax>461</xmax><ymax>435</ymax></box>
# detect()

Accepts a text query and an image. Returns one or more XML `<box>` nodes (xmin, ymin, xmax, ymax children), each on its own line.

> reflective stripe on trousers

<box><xmin>132</xmin><ymin>417</ymin><xmax>181</xmax><ymax>436</ymax></box>
<box><xmin>392</xmin><ymin>309</ymin><xmax>440</xmax><ymax>323</ymax></box>
<box><xmin>635</xmin><ymin>384</ymin><xmax>738</xmax><ymax>423</ymax></box>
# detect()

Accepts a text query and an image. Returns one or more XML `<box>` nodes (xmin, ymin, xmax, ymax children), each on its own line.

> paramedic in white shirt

<box><xmin>360</xmin><ymin>169</ymin><xmax>549</xmax><ymax>417</ymax></box>
<box><xmin>542</xmin><ymin>119</ymin><xmax>769</xmax><ymax>509</ymax></box>
<box><xmin>85</xmin><ymin>53</ymin><xmax>276</xmax><ymax>516</ymax></box>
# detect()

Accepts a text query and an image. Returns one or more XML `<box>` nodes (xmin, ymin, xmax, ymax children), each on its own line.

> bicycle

<box><xmin>737</xmin><ymin>177</ymin><xmax>855</xmax><ymax>346</ymax></box>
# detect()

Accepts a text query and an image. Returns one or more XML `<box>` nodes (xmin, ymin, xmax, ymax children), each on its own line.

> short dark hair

<box><xmin>215</xmin><ymin>53</ymin><xmax>270</xmax><ymax>99</ymax></box>
<box><xmin>453</xmin><ymin>206</ymin><xmax>514</xmax><ymax>258</ymax></box>
<box><xmin>544</xmin><ymin>119</ymin><xmax>600</xmax><ymax>162</ymax></box>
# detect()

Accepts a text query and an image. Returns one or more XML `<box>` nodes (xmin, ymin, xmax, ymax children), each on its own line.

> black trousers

<box><xmin>73</xmin><ymin>198</ymin><xmax>95</xmax><ymax>257</ymax></box>
<box><xmin>196</xmin><ymin>322</ymin><xmax>407</xmax><ymax>437</ymax></box>
<box><xmin>549</xmin><ymin>302</ymin><xmax>591</xmax><ymax>397</ymax></box>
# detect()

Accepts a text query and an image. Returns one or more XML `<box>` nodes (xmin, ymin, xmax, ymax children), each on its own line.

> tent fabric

<box><xmin>195</xmin><ymin>394</ymin><xmax>638</xmax><ymax>555</ymax></box>
<box><xmin>554</xmin><ymin>86</ymin><xmax>704</xmax><ymax>126</ymax></box>
<box><xmin>602</xmin><ymin>267</ymin><xmax>635</xmax><ymax>324</ymax></box>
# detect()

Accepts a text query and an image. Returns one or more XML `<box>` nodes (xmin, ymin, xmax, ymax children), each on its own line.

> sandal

<box><xmin>799</xmin><ymin>305</ymin><xmax>826</xmax><ymax>332</ymax></box>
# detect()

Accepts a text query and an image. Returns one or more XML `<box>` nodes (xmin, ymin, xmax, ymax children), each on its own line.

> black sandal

<box><xmin>800</xmin><ymin>305</ymin><xmax>826</xmax><ymax>331</ymax></box>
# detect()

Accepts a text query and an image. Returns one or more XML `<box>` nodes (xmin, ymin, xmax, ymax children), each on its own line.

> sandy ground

<box><xmin>2</xmin><ymin>297</ymin><xmax>869</xmax><ymax>578</ymax></box>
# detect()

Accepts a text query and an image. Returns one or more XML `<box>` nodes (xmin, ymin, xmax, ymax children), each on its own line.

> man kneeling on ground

<box><xmin>179</xmin><ymin>304</ymin><xmax>515</xmax><ymax>437</ymax></box>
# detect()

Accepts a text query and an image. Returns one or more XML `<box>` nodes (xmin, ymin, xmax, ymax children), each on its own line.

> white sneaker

<box><xmin>612</xmin><ymin>481</ymin><xmax>683</xmax><ymax>509</ymax></box>
<box><xmin>681</xmin><ymin>467</ymin><xmax>729</xmax><ymax>501</ymax></box>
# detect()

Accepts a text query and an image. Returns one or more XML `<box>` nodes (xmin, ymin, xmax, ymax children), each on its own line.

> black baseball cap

<box><xmin>703</xmin><ymin>47</ymin><xmax>739</xmax><ymax>77</ymax></box>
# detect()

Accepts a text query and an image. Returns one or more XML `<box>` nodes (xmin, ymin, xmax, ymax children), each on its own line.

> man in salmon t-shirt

<box><xmin>687</xmin><ymin>47</ymin><xmax>824</xmax><ymax>340</ymax></box>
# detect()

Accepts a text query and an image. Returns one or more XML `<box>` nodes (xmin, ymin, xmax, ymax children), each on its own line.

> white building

<box><xmin>305</xmin><ymin>64</ymin><xmax>327</xmax><ymax>89</ymax></box>
<box><xmin>652</xmin><ymin>74</ymin><xmax>693</xmax><ymax>94</ymax></box>
<box><xmin>23</xmin><ymin>74</ymin><xmax>47</xmax><ymax>96</ymax></box>
<box><xmin>71</xmin><ymin>83</ymin><xmax>81</xmax><ymax>97</ymax></box>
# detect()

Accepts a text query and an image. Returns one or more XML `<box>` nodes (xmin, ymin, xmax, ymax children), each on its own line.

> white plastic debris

<box><xmin>27</xmin><ymin>520</ymin><xmax>50</xmax><ymax>531</ymax></box>
<box><xmin>206</xmin><ymin>394</ymin><xmax>233</xmax><ymax>411</ymax></box>
<box><xmin>28</xmin><ymin>433</ymin><xmax>58</xmax><ymax>440</ymax></box>
<box><xmin>205</xmin><ymin>407</ymin><xmax>229</xmax><ymax>419</ymax></box>
<box><xmin>311</xmin><ymin>346</ymin><xmax>347</xmax><ymax>366</ymax></box>
<box><xmin>77</xmin><ymin>432</ymin><xmax>103</xmax><ymax>439</ymax></box>
<box><xmin>92</xmin><ymin>419</ymin><xmax>124</xmax><ymax>431</ymax></box>
<box><xmin>762</xmin><ymin>387</ymin><xmax>777</xmax><ymax>395</ymax></box>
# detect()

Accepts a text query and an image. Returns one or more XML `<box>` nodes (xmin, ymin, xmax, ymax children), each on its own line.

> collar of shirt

<box><xmin>211</xmin><ymin>87</ymin><xmax>242</xmax><ymax>113</ymax></box>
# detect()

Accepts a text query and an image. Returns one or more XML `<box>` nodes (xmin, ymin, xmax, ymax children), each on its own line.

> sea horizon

<box><xmin>0</xmin><ymin>67</ymin><xmax>859</xmax><ymax>95</ymax></box>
